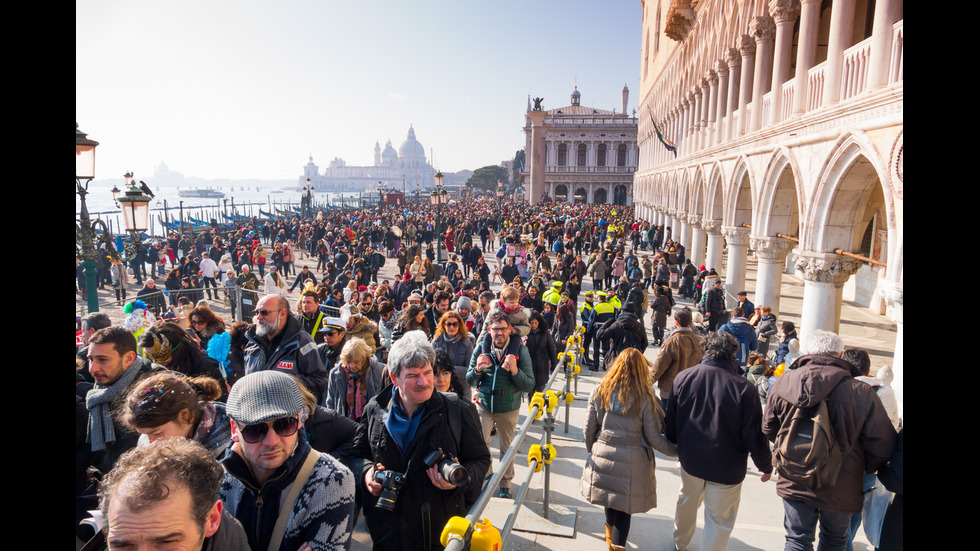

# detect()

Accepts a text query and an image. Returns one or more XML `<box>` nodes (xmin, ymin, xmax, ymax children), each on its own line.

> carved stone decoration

<box><xmin>721</xmin><ymin>226</ymin><xmax>751</xmax><ymax>246</ymax></box>
<box><xmin>750</xmin><ymin>16</ymin><xmax>777</xmax><ymax>42</ymax></box>
<box><xmin>769</xmin><ymin>0</ymin><xmax>801</xmax><ymax>23</ymax></box>
<box><xmin>665</xmin><ymin>1</ymin><xmax>696</xmax><ymax>41</ymax></box>
<box><xmin>878</xmin><ymin>280</ymin><xmax>903</xmax><ymax>324</ymax></box>
<box><xmin>688</xmin><ymin>214</ymin><xmax>702</xmax><ymax>226</ymax></box>
<box><xmin>751</xmin><ymin>235</ymin><xmax>793</xmax><ymax>261</ymax></box>
<box><xmin>794</xmin><ymin>250</ymin><xmax>861</xmax><ymax>286</ymax></box>
<box><xmin>533</xmin><ymin>97</ymin><xmax>544</xmax><ymax>111</ymax></box>
<box><xmin>702</xmin><ymin>218</ymin><xmax>722</xmax><ymax>234</ymax></box>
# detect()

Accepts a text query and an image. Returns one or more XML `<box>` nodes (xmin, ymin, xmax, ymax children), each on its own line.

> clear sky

<box><xmin>76</xmin><ymin>0</ymin><xmax>641</xmax><ymax>182</ymax></box>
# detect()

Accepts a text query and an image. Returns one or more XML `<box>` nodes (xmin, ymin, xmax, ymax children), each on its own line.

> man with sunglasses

<box><xmin>243</xmin><ymin>294</ymin><xmax>328</xmax><ymax>404</ymax></box>
<box><xmin>221</xmin><ymin>370</ymin><xmax>355</xmax><ymax>551</ymax></box>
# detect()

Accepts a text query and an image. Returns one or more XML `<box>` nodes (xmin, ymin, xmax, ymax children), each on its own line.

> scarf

<box><xmin>85</xmin><ymin>356</ymin><xmax>145</xmax><ymax>452</ymax></box>
<box><xmin>345</xmin><ymin>372</ymin><xmax>367</xmax><ymax>421</ymax></box>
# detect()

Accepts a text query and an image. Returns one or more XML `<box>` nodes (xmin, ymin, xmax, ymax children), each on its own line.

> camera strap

<box><xmin>268</xmin><ymin>449</ymin><xmax>320</xmax><ymax>551</ymax></box>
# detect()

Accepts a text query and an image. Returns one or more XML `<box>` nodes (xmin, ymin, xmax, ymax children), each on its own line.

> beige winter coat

<box><xmin>580</xmin><ymin>388</ymin><xmax>678</xmax><ymax>514</ymax></box>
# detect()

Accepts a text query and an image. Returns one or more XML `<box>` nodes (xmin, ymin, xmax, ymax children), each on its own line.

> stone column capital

<box><xmin>667</xmin><ymin>207</ymin><xmax>678</xmax><ymax>217</ymax></box>
<box><xmin>714</xmin><ymin>59</ymin><xmax>729</xmax><ymax>77</ymax></box>
<box><xmin>705</xmin><ymin>69</ymin><xmax>718</xmax><ymax>85</ymax></box>
<box><xmin>688</xmin><ymin>213</ymin><xmax>702</xmax><ymax>226</ymax></box>
<box><xmin>750</xmin><ymin>235</ymin><xmax>794</xmax><ymax>261</ymax></box>
<box><xmin>702</xmin><ymin>219</ymin><xmax>722</xmax><ymax>234</ymax></box>
<box><xmin>793</xmin><ymin>250</ymin><xmax>861</xmax><ymax>286</ymax></box>
<box><xmin>726</xmin><ymin>47</ymin><xmax>741</xmax><ymax>68</ymax></box>
<box><xmin>737</xmin><ymin>33</ymin><xmax>756</xmax><ymax>56</ymax></box>
<box><xmin>750</xmin><ymin>15</ymin><xmax>776</xmax><ymax>42</ymax></box>
<box><xmin>721</xmin><ymin>225</ymin><xmax>751</xmax><ymax>245</ymax></box>
<box><xmin>879</xmin><ymin>280</ymin><xmax>904</xmax><ymax>324</ymax></box>
<box><xmin>769</xmin><ymin>0</ymin><xmax>801</xmax><ymax>23</ymax></box>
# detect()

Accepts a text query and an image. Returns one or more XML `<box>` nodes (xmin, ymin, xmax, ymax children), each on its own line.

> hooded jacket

<box><xmin>762</xmin><ymin>354</ymin><xmax>898</xmax><ymax>513</ymax></box>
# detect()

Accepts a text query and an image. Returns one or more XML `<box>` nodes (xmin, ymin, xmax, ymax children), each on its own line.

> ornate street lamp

<box><xmin>115</xmin><ymin>172</ymin><xmax>152</xmax><ymax>250</ymax></box>
<box><xmin>76</xmin><ymin>123</ymin><xmax>102</xmax><ymax>312</ymax></box>
<box><xmin>430</xmin><ymin>172</ymin><xmax>447</xmax><ymax>263</ymax></box>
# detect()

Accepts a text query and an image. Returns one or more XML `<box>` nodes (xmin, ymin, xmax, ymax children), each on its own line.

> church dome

<box><xmin>382</xmin><ymin>140</ymin><xmax>398</xmax><ymax>160</ymax></box>
<box><xmin>398</xmin><ymin>125</ymin><xmax>425</xmax><ymax>160</ymax></box>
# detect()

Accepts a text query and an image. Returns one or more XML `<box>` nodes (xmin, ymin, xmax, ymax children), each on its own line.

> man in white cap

<box><xmin>221</xmin><ymin>370</ymin><xmax>355</xmax><ymax>551</ymax></box>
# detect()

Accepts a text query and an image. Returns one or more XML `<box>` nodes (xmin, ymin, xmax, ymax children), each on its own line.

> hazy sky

<box><xmin>76</xmin><ymin>0</ymin><xmax>641</xmax><ymax>182</ymax></box>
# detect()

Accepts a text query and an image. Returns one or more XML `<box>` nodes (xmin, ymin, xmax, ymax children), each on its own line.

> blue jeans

<box><xmin>782</xmin><ymin>498</ymin><xmax>851</xmax><ymax>551</ymax></box>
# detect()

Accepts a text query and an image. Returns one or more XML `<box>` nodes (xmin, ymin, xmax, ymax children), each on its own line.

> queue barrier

<box><xmin>442</xmin><ymin>325</ymin><xmax>587</xmax><ymax>551</ymax></box>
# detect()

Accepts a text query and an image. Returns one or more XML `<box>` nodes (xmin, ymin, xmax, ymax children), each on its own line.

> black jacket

<box><xmin>595</xmin><ymin>313</ymin><xmax>648</xmax><ymax>369</ymax></box>
<box><xmin>349</xmin><ymin>386</ymin><xmax>491</xmax><ymax>551</ymax></box>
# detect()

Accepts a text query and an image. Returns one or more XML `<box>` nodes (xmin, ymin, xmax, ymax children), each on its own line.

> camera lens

<box><xmin>441</xmin><ymin>461</ymin><xmax>469</xmax><ymax>487</ymax></box>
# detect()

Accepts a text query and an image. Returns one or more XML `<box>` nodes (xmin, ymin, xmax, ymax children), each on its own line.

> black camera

<box><xmin>422</xmin><ymin>447</ymin><xmax>469</xmax><ymax>488</ymax></box>
<box><xmin>373</xmin><ymin>468</ymin><xmax>406</xmax><ymax>511</ymax></box>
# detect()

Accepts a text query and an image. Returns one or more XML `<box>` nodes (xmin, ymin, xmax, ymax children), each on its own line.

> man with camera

<box><xmin>350</xmin><ymin>330</ymin><xmax>491</xmax><ymax>551</ymax></box>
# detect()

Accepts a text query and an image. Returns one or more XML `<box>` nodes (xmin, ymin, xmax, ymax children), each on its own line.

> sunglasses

<box><xmin>444</xmin><ymin>321</ymin><xmax>459</xmax><ymax>328</ymax></box>
<box><xmin>256</xmin><ymin>308</ymin><xmax>281</xmax><ymax>317</ymax></box>
<box><xmin>323</xmin><ymin>330</ymin><xmax>340</xmax><ymax>337</ymax></box>
<box><xmin>238</xmin><ymin>417</ymin><xmax>300</xmax><ymax>444</ymax></box>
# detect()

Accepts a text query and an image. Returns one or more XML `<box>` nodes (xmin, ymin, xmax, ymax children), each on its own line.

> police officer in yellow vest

<box><xmin>542</xmin><ymin>280</ymin><xmax>563</xmax><ymax>308</ymax></box>
<box><xmin>298</xmin><ymin>290</ymin><xmax>327</xmax><ymax>344</ymax></box>
<box><xmin>590</xmin><ymin>291</ymin><xmax>616</xmax><ymax>369</ymax></box>
<box><xmin>580</xmin><ymin>290</ymin><xmax>596</xmax><ymax>366</ymax></box>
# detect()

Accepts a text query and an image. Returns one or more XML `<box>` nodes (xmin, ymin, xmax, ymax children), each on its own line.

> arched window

<box><xmin>597</xmin><ymin>144</ymin><xmax>607</xmax><ymax>167</ymax></box>
<box><xmin>577</xmin><ymin>143</ymin><xmax>587</xmax><ymax>166</ymax></box>
<box><xmin>557</xmin><ymin>143</ymin><xmax>567</xmax><ymax>166</ymax></box>
<box><xmin>555</xmin><ymin>184</ymin><xmax>568</xmax><ymax>202</ymax></box>
<box><xmin>617</xmin><ymin>144</ymin><xmax>628</xmax><ymax>167</ymax></box>
<box><xmin>594</xmin><ymin>187</ymin><xmax>608</xmax><ymax>204</ymax></box>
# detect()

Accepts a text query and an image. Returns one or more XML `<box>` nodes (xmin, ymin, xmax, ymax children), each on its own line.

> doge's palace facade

<box><xmin>636</xmin><ymin>0</ymin><xmax>903</xmax><ymax>412</ymax></box>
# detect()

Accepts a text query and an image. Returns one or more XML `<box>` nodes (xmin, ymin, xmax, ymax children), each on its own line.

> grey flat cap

<box><xmin>226</xmin><ymin>371</ymin><xmax>303</xmax><ymax>425</ymax></box>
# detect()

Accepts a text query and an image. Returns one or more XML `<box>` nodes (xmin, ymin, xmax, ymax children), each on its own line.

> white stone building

<box><xmin>299</xmin><ymin>125</ymin><xmax>436</xmax><ymax>194</ymax></box>
<box><xmin>524</xmin><ymin>87</ymin><xmax>638</xmax><ymax>205</ymax></box>
<box><xmin>635</xmin><ymin>0</ymin><xmax>903</xmax><ymax>411</ymax></box>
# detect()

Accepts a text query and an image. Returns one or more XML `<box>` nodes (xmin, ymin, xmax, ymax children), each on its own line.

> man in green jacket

<box><xmin>466</xmin><ymin>310</ymin><xmax>535</xmax><ymax>499</ymax></box>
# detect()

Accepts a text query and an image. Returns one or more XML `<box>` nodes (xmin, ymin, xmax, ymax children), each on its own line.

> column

<box><xmin>792</xmin><ymin>0</ymin><xmax>822</xmax><ymax>114</ymax></box>
<box><xmin>736</xmin><ymin>34</ymin><xmax>756</xmax><ymax>136</ymax></box>
<box><xmin>692</xmin><ymin>87</ymin><xmax>704</xmax><ymax>151</ymax></box>
<box><xmin>822</xmin><ymin>0</ymin><xmax>857</xmax><ymax>106</ymax></box>
<box><xmin>879</xmin><ymin>280</ymin><xmax>904</xmax><ymax>419</ymax></box>
<box><xmin>703</xmin><ymin>219</ymin><xmax>724</xmax><ymax>274</ymax></box>
<box><xmin>725</xmin><ymin>48</ymin><xmax>741</xmax><ymax>142</ymax></box>
<box><xmin>722</xmin><ymin>226</ymin><xmax>750</xmax><ymax>309</ymax></box>
<box><xmin>749</xmin><ymin>15</ymin><xmax>776</xmax><ymax>132</ymax></box>
<box><xmin>714</xmin><ymin>60</ymin><xmax>729</xmax><ymax>147</ymax></box>
<box><xmin>688</xmin><ymin>214</ymin><xmax>706</xmax><ymax>270</ymax></box>
<box><xmin>677</xmin><ymin>210</ymin><xmax>690</xmax><ymax>253</ymax></box>
<box><xmin>793</xmin><ymin>250</ymin><xmax>862</xmax><ymax>347</ymax></box>
<box><xmin>750</xmin><ymin>235</ymin><xmax>793</xmax><ymax>316</ymax></box>
<box><xmin>706</xmin><ymin>69</ymin><xmax>719</xmax><ymax>146</ymax></box>
<box><xmin>868</xmin><ymin>0</ymin><xmax>903</xmax><ymax>89</ymax></box>
<box><xmin>769</xmin><ymin>1</ymin><xmax>801</xmax><ymax>125</ymax></box>
<box><xmin>528</xmin><ymin>110</ymin><xmax>549</xmax><ymax>205</ymax></box>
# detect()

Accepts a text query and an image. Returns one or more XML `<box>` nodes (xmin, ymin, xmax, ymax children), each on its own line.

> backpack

<box><xmin>628</xmin><ymin>266</ymin><xmax>642</xmax><ymax>283</ymax></box>
<box><xmin>732</xmin><ymin>329</ymin><xmax>751</xmax><ymax>368</ymax></box>
<box><xmin>771</xmin><ymin>380</ymin><xmax>849</xmax><ymax>489</ymax></box>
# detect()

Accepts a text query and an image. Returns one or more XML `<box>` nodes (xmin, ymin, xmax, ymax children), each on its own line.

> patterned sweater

<box><xmin>220</xmin><ymin>436</ymin><xmax>355</xmax><ymax>551</ymax></box>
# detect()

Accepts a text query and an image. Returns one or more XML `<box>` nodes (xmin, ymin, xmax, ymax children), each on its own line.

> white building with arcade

<box><xmin>635</xmin><ymin>0</ymin><xmax>903</xmax><ymax>412</ymax></box>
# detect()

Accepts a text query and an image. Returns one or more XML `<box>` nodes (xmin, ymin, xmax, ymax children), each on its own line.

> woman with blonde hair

<box><xmin>431</xmin><ymin>310</ymin><xmax>474</xmax><ymax>397</ymax></box>
<box><xmin>324</xmin><ymin>337</ymin><xmax>384</xmax><ymax>422</ymax></box>
<box><xmin>580</xmin><ymin>348</ymin><xmax>678</xmax><ymax>551</ymax></box>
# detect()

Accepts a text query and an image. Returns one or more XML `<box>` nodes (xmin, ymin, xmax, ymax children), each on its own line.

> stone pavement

<box><xmin>77</xmin><ymin>240</ymin><xmax>895</xmax><ymax>550</ymax></box>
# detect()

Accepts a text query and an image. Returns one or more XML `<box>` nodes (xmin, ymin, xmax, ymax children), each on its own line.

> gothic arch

<box><xmin>806</xmin><ymin>132</ymin><xmax>895</xmax><ymax>263</ymax></box>
<box><xmin>757</xmin><ymin>147</ymin><xmax>804</xmax><ymax>237</ymax></box>
<box><xmin>726</xmin><ymin>157</ymin><xmax>754</xmax><ymax>227</ymax></box>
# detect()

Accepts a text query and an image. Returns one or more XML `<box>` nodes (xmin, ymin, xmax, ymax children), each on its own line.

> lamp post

<box><xmin>76</xmin><ymin>123</ymin><xmax>102</xmax><ymax>312</ymax></box>
<box><xmin>377</xmin><ymin>181</ymin><xmax>384</xmax><ymax>208</ymax></box>
<box><xmin>496</xmin><ymin>180</ymin><xmax>505</xmax><ymax>244</ymax></box>
<box><xmin>430</xmin><ymin>172</ymin><xmax>447</xmax><ymax>263</ymax></box>
<box><xmin>114</xmin><ymin>171</ymin><xmax>152</xmax><ymax>261</ymax></box>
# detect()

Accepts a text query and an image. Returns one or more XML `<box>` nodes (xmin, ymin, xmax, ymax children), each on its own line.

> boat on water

<box><xmin>178</xmin><ymin>188</ymin><xmax>225</xmax><ymax>198</ymax></box>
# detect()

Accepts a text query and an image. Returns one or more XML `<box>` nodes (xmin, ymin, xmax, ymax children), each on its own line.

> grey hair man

<box><xmin>666</xmin><ymin>331</ymin><xmax>773</xmax><ymax>551</ymax></box>
<box><xmin>220</xmin><ymin>370</ymin><xmax>355</xmax><ymax>551</ymax></box>
<box><xmin>763</xmin><ymin>330</ymin><xmax>898</xmax><ymax>551</ymax></box>
<box><xmin>349</xmin><ymin>330</ymin><xmax>491</xmax><ymax>551</ymax></box>
<box><xmin>94</xmin><ymin>438</ymin><xmax>247</xmax><ymax>551</ymax></box>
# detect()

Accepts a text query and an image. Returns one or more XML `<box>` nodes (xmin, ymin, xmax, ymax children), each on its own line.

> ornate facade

<box><xmin>299</xmin><ymin>125</ymin><xmax>435</xmax><ymax>193</ymax></box>
<box><xmin>524</xmin><ymin>87</ymin><xmax>638</xmax><ymax>205</ymax></box>
<box><xmin>636</xmin><ymin>0</ymin><xmax>903</xmax><ymax>412</ymax></box>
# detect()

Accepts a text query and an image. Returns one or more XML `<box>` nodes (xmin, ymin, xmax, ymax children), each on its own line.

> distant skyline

<box><xmin>76</xmin><ymin>1</ymin><xmax>641</xmax><ymax>183</ymax></box>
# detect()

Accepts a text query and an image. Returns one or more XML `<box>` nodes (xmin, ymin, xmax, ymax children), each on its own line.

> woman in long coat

<box><xmin>580</xmin><ymin>348</ymin><xmax>678</xmax><ymax>551</ymax></box>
